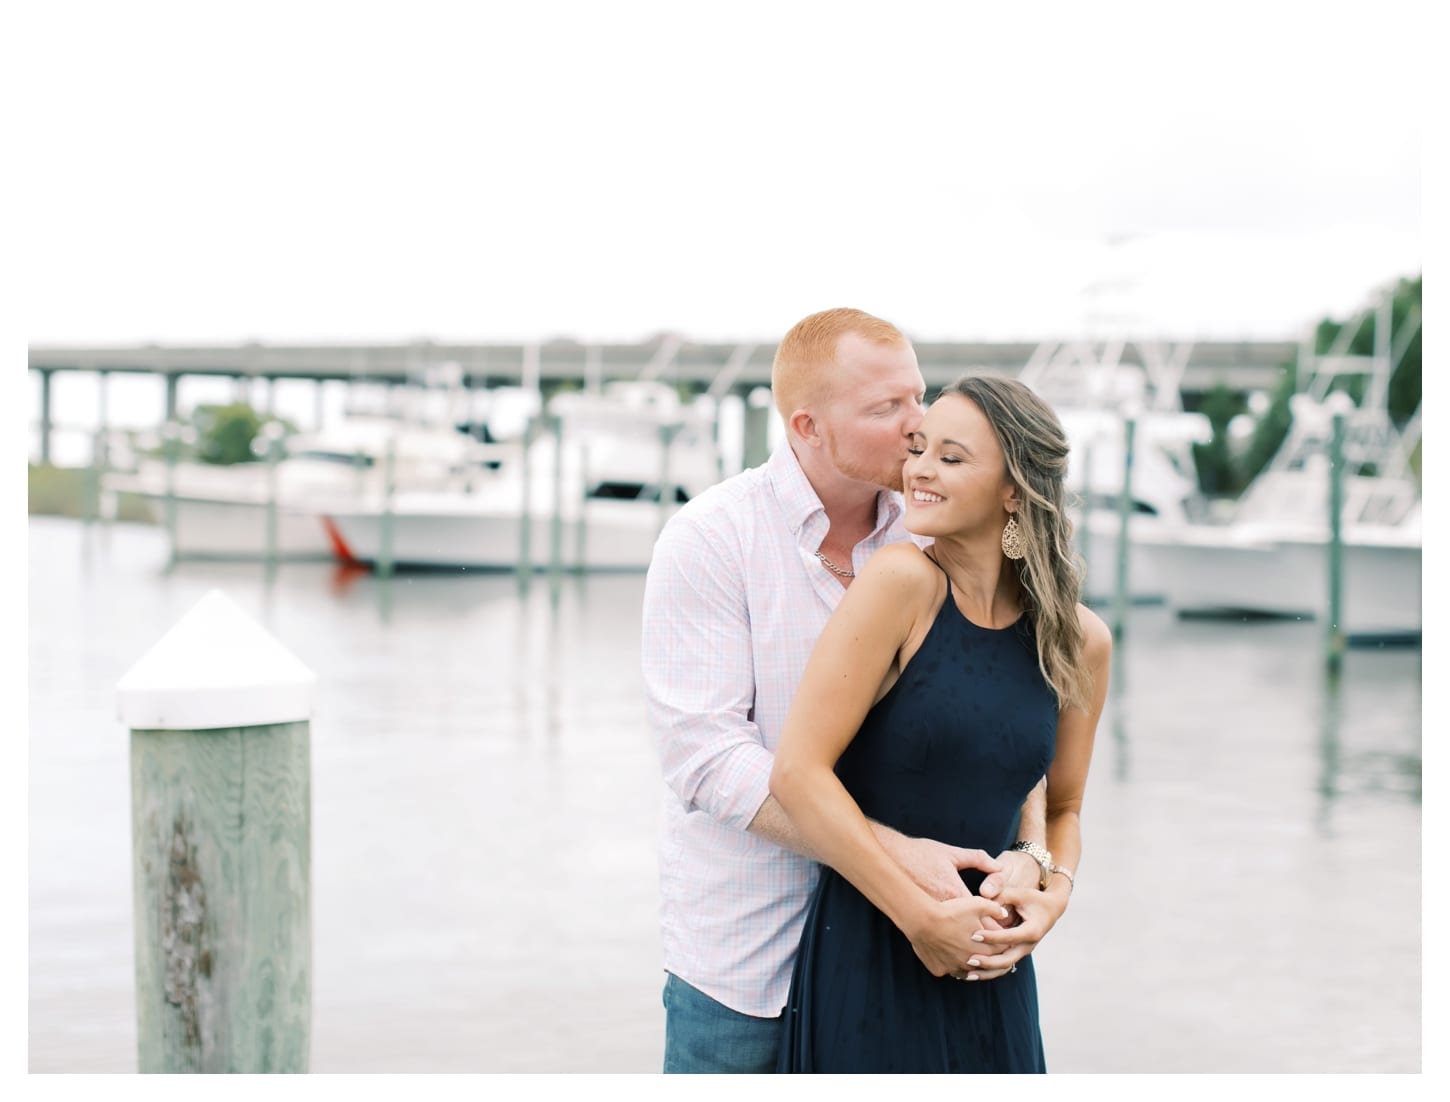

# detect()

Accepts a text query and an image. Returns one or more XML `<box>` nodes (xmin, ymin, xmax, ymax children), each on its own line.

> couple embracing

<box><xmin>642</xmin><ymin>307</ymin><xmax>1111</xmax><ymax>1074</ymax></box>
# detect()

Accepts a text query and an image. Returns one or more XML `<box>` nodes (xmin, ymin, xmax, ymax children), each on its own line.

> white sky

<box><xmin>17</xmin><ymin>0</ymin><xmax>1427</xmax><ymax>345</ymax></box>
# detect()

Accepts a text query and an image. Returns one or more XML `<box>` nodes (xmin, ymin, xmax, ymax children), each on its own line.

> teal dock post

<box><xmin>352</xmin><ymin>447</ymin><xmax>367</xmax><ymax>497</ymax></box>
<box><xmin>1075</xmin><ymin>437</ymin><xmax>1094</xmax><ymax>573</ymax></box>
<box><xmin>378</xmin><ymin>436</ymin><xmax>396</xmax><ymax>579</ymax></box>
<box><xmin>548</xmin><ymin>413</ymin><xmax>564</xmax><ymax>577</ymax></box>
<box><xmin>1326</xmin><ymin>411</ymin><xmax>1346</xmax><ymax>671</ymax></box>
<box><xmin>82</xmin><ymin>430</ymin><xmax>102</xmax><ymax>525</ymax></box>
<box><xmin>575</xmin><ymin>441</ymin><xmax>590</xmax><ymax>570</ymax></box>
<box><xmin>257</xmin><ymin>422</ymin><xmax>286</xmax><ymax>566</ymax></box>
<box><xmin>742</xmin><ymin>387</ymin><xmax>772</xmax><ymax>469</ymax></box>
<box><xmin>117</xmin><ymin>589</ymin><xmax>316</xmax><ymax>1072</ymax></box>
<box><xmin>161</xmin><ymin>421</ymin><xmax>182</xmax><ymax>565</ymax></box>
<box><xmin>657</xmin><ymin>421</ymin><xmax>681</xmax><ymax>537</ymax></box>
<box><xmin>37</xmin><ymin>366</ymin><xmax>54</xmax><ymax>466</ymax></box>
<box><xmin>1111</xmin><ymin>415</ymin><xmax>1137</xmax><ymax>641</ymax></box>
<box><xmin>517</xmin><ymin>415</ymin><xmax>536</xmax><ymax>590</ymax></box>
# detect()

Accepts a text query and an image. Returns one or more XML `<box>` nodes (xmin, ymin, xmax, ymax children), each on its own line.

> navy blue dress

<box><xmin>778</xmin><ymin>564</ymin><xmax>1059</xmax><ymax>1073</ymax></box>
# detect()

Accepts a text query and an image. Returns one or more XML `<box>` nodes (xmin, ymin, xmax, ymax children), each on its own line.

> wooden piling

<box><xmin>118</xmin><ymin>590</ymin><xmax>316</xmax><ymax>1073</ymax></box>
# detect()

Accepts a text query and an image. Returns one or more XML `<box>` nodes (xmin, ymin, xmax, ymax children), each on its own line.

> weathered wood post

<box><xmin>117</xmin><ymin>589</ymin><xmax>316</xmax><ymax>1072</ymax></box>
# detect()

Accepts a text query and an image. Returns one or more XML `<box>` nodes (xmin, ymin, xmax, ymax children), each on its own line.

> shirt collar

<box><xmin>766</xmin><ymin>442</ymin><xmax>905</xmax><ymax>545</ymax></box>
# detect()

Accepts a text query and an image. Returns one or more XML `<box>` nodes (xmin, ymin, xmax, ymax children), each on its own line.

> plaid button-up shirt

<box><xmin>641</xmin><ymin>442</ymin><xmax>910</xmax><ymax>1016</ymax></box>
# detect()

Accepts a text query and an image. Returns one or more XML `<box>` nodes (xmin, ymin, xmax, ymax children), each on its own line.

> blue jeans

<box><xmin>662</xmin><ymin>972</ymin><xmax>781</xmax><ymax>1073</ymax></box>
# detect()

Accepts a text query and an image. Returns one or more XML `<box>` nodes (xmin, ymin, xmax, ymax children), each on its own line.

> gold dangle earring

<box><xmin>1001</xmin><ymin>513</ymin><xmax>1026</xmax><ymax>560</ymax></box>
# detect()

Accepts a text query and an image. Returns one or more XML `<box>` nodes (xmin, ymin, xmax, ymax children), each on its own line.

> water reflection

<box><xmin>1315</xmin><ymin>664</ymin><xmax>1421</xmax><ymax>835</ymax></box>
<box><xmin>1107</xmin><ymin>643</ymin><xmax>1131</xmax><ymax>784</ymax></box>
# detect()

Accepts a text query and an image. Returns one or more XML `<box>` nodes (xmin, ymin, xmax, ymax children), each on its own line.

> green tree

<box><xmin>1231</xmin><ymin>273</ymin><xmax>1420</xmax><ymax>493</ymax></box>
<box><xmin>190</xmin><ymin>403</ymin><xmax>294</xmax><ymax>465</ymax></box>
<box><xmin>1308</xmin><ymin>275</ymin><xmax>1420</xmax><ymax>424</ymax></box>
<box><xmin>1190</xmin><ymin>384</ymin><xmax>1247</xmax><ymax>497</ymax></box>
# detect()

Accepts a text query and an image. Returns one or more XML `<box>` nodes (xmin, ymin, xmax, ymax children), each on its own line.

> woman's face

<box><xmin>901</xmin><ymin>393</ymin><xmax>1015</xmax><ymax>540</ymax></box>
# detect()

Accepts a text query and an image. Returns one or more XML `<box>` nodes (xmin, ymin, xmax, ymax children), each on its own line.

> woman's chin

<box><xmin>904</xmin><ymin>518</ymin><xmax>937</xmax><ymax>538</ymax></box>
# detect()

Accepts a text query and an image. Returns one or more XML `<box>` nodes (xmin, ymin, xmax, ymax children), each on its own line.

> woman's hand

<box><xmin>957</xmin><ymin>883</ymin><xmax>1070</xmax><ymax>977</ymax></box>
<box><xmin>905</xmin><ymin>895</ymin><xmax>1014</xmax><ymax>979</ymax></box>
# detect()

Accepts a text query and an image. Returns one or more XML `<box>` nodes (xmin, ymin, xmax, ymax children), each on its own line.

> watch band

<box><xmin>1011</xmin><ymin>840</ymin><xmax>1053</xmax><ymax>890</ymax></box>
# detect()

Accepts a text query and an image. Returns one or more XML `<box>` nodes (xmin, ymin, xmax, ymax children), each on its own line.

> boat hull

<box><xmin>1139</xmin><ymin>527</ymin><xmax>1421</xmax><ymax>638</ymax></box>
<box><xmin>322</xmin><ymin>499</ymin><xmax>680</xmax><ymax>571</ymax></box>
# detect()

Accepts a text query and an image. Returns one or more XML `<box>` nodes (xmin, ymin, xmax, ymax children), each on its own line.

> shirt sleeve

<box><xmin>641</xmin><ymin>509</ymin><xmax>774</xmax><ymax>833</ymax></box>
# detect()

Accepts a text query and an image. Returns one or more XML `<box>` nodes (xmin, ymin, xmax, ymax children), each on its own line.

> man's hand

<box><xmin>875</xmin><ymin>831</ymin><xmax>1002</xmax><ymax>902</ymax></box>
<box><xmin>978</xmin><ymin>849</ymin><xmax>1041</xmax><ymax>925</ymax></box>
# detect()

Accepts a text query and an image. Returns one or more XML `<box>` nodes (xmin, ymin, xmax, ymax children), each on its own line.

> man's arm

<box><xmin>979</xmin><ymin>778</ymin><xmax>1048</xmax><ymax>901</ymax></box>
<box><xmin>748</xmin><ymin>794</ymin><xmax>1002</xmax><ymax>903</ymax></box>
<box><xmin>643</xmin><ymin>515</ymin><xmax>775</xmax><ymax>833</ymax></box>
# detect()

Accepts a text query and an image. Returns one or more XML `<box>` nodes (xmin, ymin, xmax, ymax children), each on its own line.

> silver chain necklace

<box><xmin>814</xmin><ymin>550</ymin><xmax>856</xmax><ymax>578</ymax></box>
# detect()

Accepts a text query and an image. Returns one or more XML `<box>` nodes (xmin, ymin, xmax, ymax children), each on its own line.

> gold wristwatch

<box><xmin>1011</xmin><ymin>840</ymin><xmax>1053</xmax><ymax>891</ymax></box>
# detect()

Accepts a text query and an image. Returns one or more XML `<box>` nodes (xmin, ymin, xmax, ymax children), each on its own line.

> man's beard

<box><xmin>824</xmin><ymin>428</ymin><xmax>905</xmax><ymax>493</ymax></box>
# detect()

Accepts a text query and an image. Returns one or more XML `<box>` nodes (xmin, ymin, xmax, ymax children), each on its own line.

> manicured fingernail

<box><xmin>999</xmin><ymin>908</ymin><xmax>1009</xmax><ymax>918</ymax></box>
<box><xmin>971</xmin><ymin>933</ymin><xmax>985</xmax><ymax>942</ymax></box>
<box><xmin>966</xmin><ymin>973</ymin><xmax>980</xmax><ymax>981</ymax></box>
<box><xmin>967</xmin><ymin>959</ymin><xmax>981</xmax><ymax>968</ymax></box>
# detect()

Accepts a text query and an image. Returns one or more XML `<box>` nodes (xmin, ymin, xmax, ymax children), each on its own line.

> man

<box><xmin>641</xmin><ymin>308</ymin><xmax>1066</xmax><ymax>1073</ymax></box>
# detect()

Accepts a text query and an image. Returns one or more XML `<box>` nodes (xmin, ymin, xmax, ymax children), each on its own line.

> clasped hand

<box><xmin>888</xmin><ymin>839</ymin><xmax>1065</xmax><ymax>981</ymax></box>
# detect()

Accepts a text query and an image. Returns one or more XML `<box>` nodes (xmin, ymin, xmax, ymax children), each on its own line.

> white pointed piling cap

<box><xmin>117</xmin><ymin>589</ymin><xmax>317</xmax><ymax>731</ymax></box>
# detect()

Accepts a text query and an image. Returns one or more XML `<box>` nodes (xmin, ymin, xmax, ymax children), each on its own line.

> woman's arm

<box><xmin>768</xmin><ymin>543</ymin><xmax>1011</xmax><ymax>979</ymax></box>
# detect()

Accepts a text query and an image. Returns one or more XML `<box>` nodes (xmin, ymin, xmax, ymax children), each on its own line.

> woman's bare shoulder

<box><xmin>850</xmin><ymin>541</ymin><xmax>944</xmax><ymax>619</ymax></box>
<box><xmin>861</xmin><ymin>539</ymin><xmax>939</xmax><ymax>579</ymax></box>
<box><xmin>1075</xmin><ymin>603</ymin><xmax>1113</xmax><ymax>662</ymax></box>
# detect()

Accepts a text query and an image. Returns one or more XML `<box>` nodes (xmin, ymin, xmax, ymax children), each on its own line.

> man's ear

<box><xmin>788</xmin><ymin>408</ymin><xmax>821</xmax><ymax>447</ymax></box>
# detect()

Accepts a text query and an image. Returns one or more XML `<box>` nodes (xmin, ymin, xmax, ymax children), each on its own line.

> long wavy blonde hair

<box><xmin>938</xmin><ymin>375</ymin><xmax>1092</xmax><ymax>713</ymax></box>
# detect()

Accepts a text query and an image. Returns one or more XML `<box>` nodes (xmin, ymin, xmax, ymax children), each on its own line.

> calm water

<box><xmin>28</xmin><ymin>516</ymin><xmax>1422</xmax><ymax>1073</ymax></box>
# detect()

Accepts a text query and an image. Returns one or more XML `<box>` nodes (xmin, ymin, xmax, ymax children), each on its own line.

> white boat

<box><xmin>101</xmin><ymin>417</ymin><xmax>509</xmax><ymax>560</ymax></box>
<box><xmin>319</xmin><ymin>380</ymin><xmax>724</xmax><ymax>571</ymax></box>
<box><xmin>1133</xmin><ymin>297</ymin><xmax>1422</xmax><ymax>641</ymax></box>
<box><xmin>1135</xmin><ymin>394</ymin><xmax>1421</xmax><ymax>638</ymax></box>
<box><xmin>1018</xmin><ymin>339</ymin><xmax>1212</xmax><ymax>602</ymax></box>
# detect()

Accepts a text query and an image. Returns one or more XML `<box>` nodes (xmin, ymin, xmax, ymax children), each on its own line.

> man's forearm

<box><xmin>1016</xmin><ymin>777</ymin><xmax>1047</xmax><ymax>847</ymax></box>
<box><xmin>745</xmin><ymin>792</ymin><xmax>817</xmax><ymax>856</ymax></box>
<box><xmin>747</xmin><ymin>792</ymin><xmax>903</xmax><ymax>862</ymax></box>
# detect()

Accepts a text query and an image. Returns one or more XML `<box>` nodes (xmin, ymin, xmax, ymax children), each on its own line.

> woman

<box><xmin>769</xmin><ymin>375</ymin><xmax>1112</xmax><ymax>1073</ymax></box>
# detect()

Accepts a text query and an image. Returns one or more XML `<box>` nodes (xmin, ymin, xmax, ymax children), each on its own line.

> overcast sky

<box><xmin>19</xmin><ymin>0</ymin><xmax>1427</xmax><ymax>345</ymax></box>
